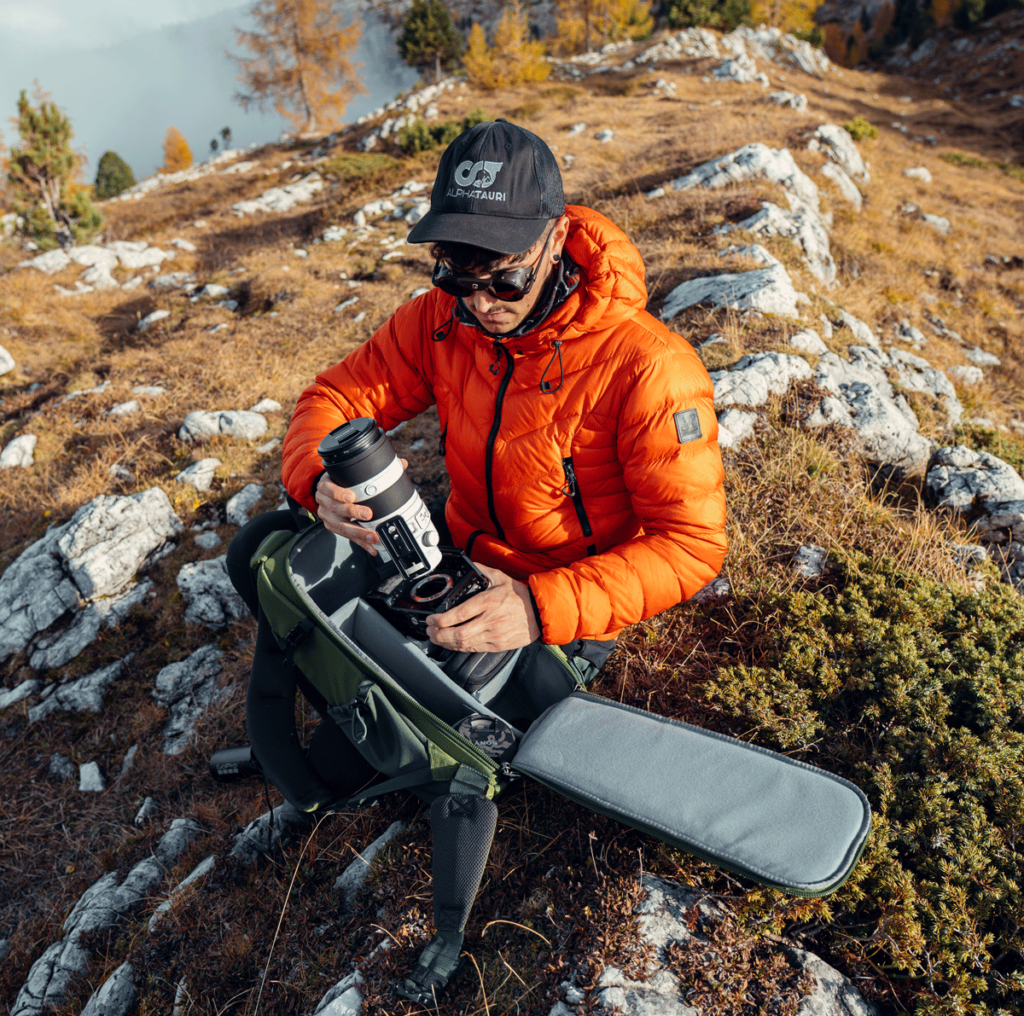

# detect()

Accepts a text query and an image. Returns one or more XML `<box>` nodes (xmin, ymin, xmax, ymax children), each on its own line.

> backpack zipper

<box><xmin>561</xmin><ymin>456</ymin><xmax>597</xmax><ymax>557</ymax></box>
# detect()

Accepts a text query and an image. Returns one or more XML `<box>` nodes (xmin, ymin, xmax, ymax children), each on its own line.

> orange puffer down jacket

<box><xmin>282</xmin><ymin>205</ymin><xmax>727</xmax><ymax>644</ymax></box>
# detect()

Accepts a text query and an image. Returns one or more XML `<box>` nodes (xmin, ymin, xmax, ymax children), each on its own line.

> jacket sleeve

<box><xmin>281</xmin><ymin>294</ymin><xmax>442</xmax><ymax>511</ymax></box>
<box><xmin>527</xmin><ymin>343</ymin><xmax>727</xmax><ymax>644</ymax></box>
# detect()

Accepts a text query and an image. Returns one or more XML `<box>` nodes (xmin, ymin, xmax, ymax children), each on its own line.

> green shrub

<box><xmin>665</xmin><ymin>0</ymin><xmax>751</xmax><ymax>31</ymax></box>
<box><xmin>94</xmin><ymin>150</ymin><xmax>135</xmax><ymax>200</ymax></box>
<box><xmin>843</xmin><ymin>115</ymin><xmax>878</xmax><ymax>141</ymax></box>
<box><xmin>397</xmin><ymin>108</ymin><xmax>487</xmax><ymax>155</ymax></box>
<box><xmin>319</xmin><ymin>152</ymin><xmax>402</xmax><ymax>189</ymax></box>
<box><xmin>941</xmin><ymin>151</ymin><xmax>1024</xmax><ymax>184</ymax></box>
<box><xmin>701</xmin><ymin>552</ymin><xmax>1024</xmax><ymax>1012</ymax></box>
<box><xmin>792</xmin><ymin>26</ymin><xmax>824</xmax><ymax>47</ymax></box>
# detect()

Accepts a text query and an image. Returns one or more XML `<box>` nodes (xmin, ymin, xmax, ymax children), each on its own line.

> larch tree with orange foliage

<box><xmin>230</xmin><ymin>0</ymin><xmax>366</xmax><ymax>137</ymax></box>
<box><xmin>161</xmin><ymin>127</ymin><xmax>193</xmax><ymax>174</ymax></box>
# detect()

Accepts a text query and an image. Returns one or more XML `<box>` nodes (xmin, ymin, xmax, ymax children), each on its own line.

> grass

<box><xmin>2</xmin><ymin>26</ymin><xmax>1024</xmax><ymax>1016</ymax></box>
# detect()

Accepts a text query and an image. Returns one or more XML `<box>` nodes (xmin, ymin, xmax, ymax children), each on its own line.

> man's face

<box><xmin>461</xmin><ymin>217</ymin><xmax>568</xmax><ymax>335</ymax></box>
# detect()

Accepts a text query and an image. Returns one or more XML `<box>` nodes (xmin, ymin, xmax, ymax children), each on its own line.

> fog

<box><xmin>0</xmin><ymin>2</ymin><xmax>420</xmax><ymax>180</ymax></box>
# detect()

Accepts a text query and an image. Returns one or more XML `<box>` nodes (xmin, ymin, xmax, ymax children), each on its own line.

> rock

<box><xmin>150</xmin><ymin>272</ymin><xmax>195</xmax><ymax>290</ymax></box>
<box><xmin>137</xmin><ymin>309</ymin><xmax>170</xmax><ymax>331</ymax></box>
<box><xmin>135</xmin><ymin>797</ymin><xmax>158</xmax><ymax>824</ymax></box>
<box><xmin>148</xmin><ymin>855</ymin><xmax>217</xmax><ymax>931</ymax></box>
<box><xmin>179</xmin><ymin>410</ymin><xmax>268</xmax><ymax>443</ymax></box>
<box><xmin>922</xmin><ymin>213</ymin><xmax>951</xmax><ymax>235</ymax></box>
<box><xmin>18</xmin><ymin>249</ymin><xmax>72</xmax><ymax>274</ymax></box>
<box><xmin>229</xmin><ymin>802</ymin><xmax>314</xmax><ymax>865</ymax></box>
<box><xmin>109</xmin><ymin>464</ymin><xmax>134</xmax><ymax>482</ymax></box>
<box><xmin>153</xmin><ymin>643</ymin><xmax>229</xmax><ymax>753</ymax></box>
<box><xmin>888</xmin><ymin>348</ymin><xmax>962</xmax><ymax>426</ymax></box>
<box><xmin>717</xmin><ymin>408</ymin><xmax>758</xmax><ymax>449</ymax></box>
<box><xmin>10</xmin><ymin>820</ymin><xmax>200</xmax><ymax>1016</ymax></box>
<box><xmin>47</xmin><ymin>753</ymin><xmax>77</xmax><ymax>781</ymax></box>
<box><xmin>335</xmin><ymin>297</ymin><xmax>359</xmax><ymax>312</ymax></box>
<box><xmin>789</xmin><ymin>948</ymin><xmax>879</xmax><ymax>1015</ymax></box>
<box><xmin>115</xmin><ymin>743</ymin><xmax>139</xmax><ymax>784</ymax></box>
<box><xmin>896</xmin><ymin>319</ymin><xmax>927</xmax><ymax>347</ymax></box>
<box><xmin>792</xmin><ymin>545</ymin><xmax>827</xmax><ymax>577</ymax></box>
<box><xmin>903</xmin><ymin>167</ymin><xmax>932</xmax><ymax>183</ymax></box>
<box><xmin>28</xmin><ymin>659</ymin><xmax>128</xmax><ymax>720</ymax></box>
<box><xmin>820</xmin><ymin>162</ymin><xmax>862</xmax><ymax>211</ymax></box>
<box><xmin>323</xmin><ymin>226</ymin><xmax>348</xmax><ymax>242</ymax></box>
<box><xmin>249</xmin><ymin>398</ymin><xmax>282</xmax><ymax>414</ymax></box>
<box><xmin>257</xmin><ymin>438</ymin><xmax>281</xmax><ymax>454</ymax></box>
<box><xmin>691</xmin><ymin>577</ymin><xmax>730</xmax><ymax>602</ymax></box>
<box><xmin>0</xmin><ymin>678</ymin><xmax>42</xmax><ymax>710</ymax></box>
<box><xmin>170</xmin><ymin>237</ymin><xmax>197</xmax><ymax>252</ymax></box>
<box><xmin>54</xmin><ymin>281</ymin><xmax>95</xmax><ymax>296</ymax></box>
<box><xmin>312</xmin><ymin>971</ymin><xmax>364</xmax><ymax>1016</ymax></box>
<box><xmin>133</xmin><ymin>385</ymin><xmax>167</xmax><ymax>397</ymax></box>
<box><xmin>811</xmin><ymin>124</ymin><xmax>870</xmax><ymax>183</ymax></box>
<box><xmin>176</xmin><ymin>557</ymin><xmax>247</xmax><ymax>629</ymax></box>
<box><xmin>662</xmin><ymin>246</ymin><xmax>806</xmax><ymax>320</ymax></box>
<box><xmin>925</xmin><ymin>446</ymin><xmax>1024</xmax><ymax>514</ymax></box>
<box><xmin>79</xmin><ymin>962</ymin><xmax>136</xmax><ymax>1016</ymax></box>
<box><xmin>404</xmin><ymin>201</ymin><xmax>429</xmax><ymax>225</ymax></box>
<box><xmin>789</xmin><ymin>329</ymin><xmax>829</xmax><ymax>355</ymax></box>
<box><xmin>712</xmin><ymin>51</ymin><xmax>770</xmax><ymax>86</ymax></box>
<box><xmin>594</xmin><ymin>129</ymin><xmax>614</xmax><ymax>142</ymax></box>
<box><xmin>948</xmin><ymin>364</ymin><xmax>984</xmax><ymax>386</ymax></box>
<box><xmin>176</xmin><ymin>458</ymin><xmax>221</xmax><ymax>491</ymax></box>
<box><xmin>819</xmin><ymin>315</ymin><xmax>833</xmax><ymax>340</ymax></box>
<box><xmin>965</xmin><ymin>347</ymin><xmax>1000</xmax><ymax>367</ymax></box>
<box><xmin>334</xmin><ymin>822</ymin><xmax>407</xmax><ymax>909</ymax></box>
<box><xmin>1</xmin><ymin>434</ymin><xmax>37</xmax><ymax>468</ymax></box>
<box><xmin>232</xmin><ymin>172</ymin><xmax>324</xmax><ymax>215</ymax></box>
<box><xmin>711</xmin><ymin>351</ymin><xmax>813</xmax><ymax>409</ymax></box>
<box><xmin>195</xmin><ymin>531</ymin><xmax>222</xmax><ymax>550</ymax></box>
<box><xmin>226</xmin><ymin>484</ymin><xmax>265</xmax><ymax>526</ymax></box>
<box><xmin>567</xmin><ymin>122</ymin><xmax>586</xmax><ymax>136</ymax></box>
<box><xmin>80</xmin><ymin>264</ymin><xmax>119</xmax><ymax>289</ymax></box>
<box><xmin>767</xmin><ymin>90</ymin><xmax>808</xmax><ymax>110</ymax></box>
<box><xmin>834</xmin><ymin>309</ymin><xmax>879</xmax><ymax>349</ymax></box>
<box><xmin>116</xmin><ymin>247</ymin><xmax>171</xmax><ymax>270</ymax></box>
<box><xmin>107</xmin><ymin>400</ymin><xmax>140</xmax><ymax>418</ymax></box>
<box><xmin>68</xmin><ymin>245</ymin><xmax>119</xmax><ymax>273</ymax></box>
<box><xmin>79</xmin><ymin>762</ymin><xmax>107</xmax><ymax>792</ymax></box>
<box><xmin>673</xmin><ymin>143</ymin><xmax>820</xmax><ymax>215</ymax></box>
<box><xmin>0</xmin><ymin>344</ymin><xmax>14</xmax><ymax>375</ymax></box>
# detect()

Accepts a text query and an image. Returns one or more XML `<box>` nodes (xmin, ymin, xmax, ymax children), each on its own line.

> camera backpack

<box><xmin>248</xmin><ymin>521</ymin><xmax>872</xmax><ymax>1002</ymax></box>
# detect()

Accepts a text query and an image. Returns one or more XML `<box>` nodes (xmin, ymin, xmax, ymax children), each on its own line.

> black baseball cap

<box><xmin>407</xmin><ymin>119</ymin><xmax>565</xmax><ymax>255</ymax></box>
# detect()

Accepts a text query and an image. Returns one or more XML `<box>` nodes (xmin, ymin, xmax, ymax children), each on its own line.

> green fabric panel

<box><xmin>293</xmin><ymin>627</ymin><xmax>365</xmax><ymax>706</ymax></box>
<box><xmin>513</xmin><ymin>694</ymin><xmax>871</xmax><ymax>896</ymax></box>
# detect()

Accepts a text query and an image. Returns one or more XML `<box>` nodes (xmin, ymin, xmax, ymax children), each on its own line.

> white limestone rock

<box><xmin>804</xmin><ymin>395</ymin><xmax>854</xmax><ymax>428</ymax></box>
<box><xmin>691</xmin><ymin>577</ymin><xmax>731</xmax><ymax>602</ymax></box>
<box><xmin>788</xmin><ymin>948</ymin><xmax>879</xmax><ymax>1016</ymax></box>
<box><xmin>150</xmin><ymin>272</ymin><xmax>195</xmax><ymax>290</ymax></box>
<box><xmin>232</xmin><ymin>172</ymin><xmax>324</xmax><ymax>215</ymax></box>
<box><xmin>69</xmin><ymin>245</ymin><xmax>119</xmax><ymax>273</ymax></box>
<box><xmin>30</xmin><ymin>584</ymin><xmax>150</xmax><ymax>672</ymax></box>
<box><xmin>153</xmin><ymin>643</ymin><xmax>229</xmax><ymax>754</ymax></box>
<box><xmin>922</xmin><ymin>213</ymin><xmax>951</xmax><ymax>235</ymax></box>
<box><xmin>137</xmin><ymin>309</ymin><xmax>170</xmax><ymax>332</ymax></box>
<box><xmin>148</xmin><ymin>855</ymin><xmax>217</xmax><ymax>931</ymax></box>
<box><xmin>229</xmin><ymin>802</ymin><xmax>314</xmax><ymax>865</ymax></box>
<box><xmin>888</xmin><ymin>348</ymin><xmax>963</xmax><ymax>426</ymax></box>
<box><xmin>792</xmin><ymin>545</ymin><xmax>827</xmax><ymax>577</ymax></box>
<box><xmin>716</xmin><ymin>408</ymin><xmax>758</xmax><ymax>449</ymax></box>
<box><xmin>903</xmin><ymin>167</ymin><xmax>932</xmax><ymax>183</ymax></box>
<box><xmin>179</xmin><ymin>410</ymin><xmax>268</xmax><ymax>443</ymax></box>
<box><xmin>107</xmin><ymin>400</ymin><xmax>139</xmax><ymax>418</ymax></box>
<box><xmin>896</xmin><ymin>319</ymin><xmax>927</xmax><ymax>347</ymax></box>
<box><xmin>712</xmin><ymin>52</ymin><xmax>769</xmax><ymax>86</ymax></box>
<box><xmin>0</xmin><ymin>344</ymin><xmax>14</xmax><ymax>375</ymax></box>
<box><xmin>133</xmin><ymin>385</ymin><xmax>167</xmax><ymax>397</ymax></box>
<box><xmin>820</xmin><ymin>162</ymin><xmax>862</xmax><ymax>211</ymax></box>
<box><xmin>965</xmin><ymin>347</ymin><xmax>1000</xmax><ymax>367</ymax></box>
<box><xmin>334</xmin><ymin>821</ymin><xmax>407</xmax><ymax>909</ymax></box>
<box><xmin>48</xmin><ymin>753</ymin><xmax>77</xmax><ymax>781</ymax></box>
<box><xmin>135</xmin><ymin>797</ymin><xmax>158</xmax><ymax>824</ymax></box>
<box><xmin>811</xmin><ymin>124</ymin><xmax>870</xmax><ymax>183</ymax></box>
<box><xmin>176</xmin><ymin>458</ymin><xmax>221</xmax><ymax>491</ymax></box>
<box><xmin>0</xmin><ymin>678</ymin><xmax>42</xmax><ymax>710</ymax></box>
<box><xmin>10</xmin><ymin>819</ymin><xmax>200</xmax><ymax>1016</ymax></box>
<box><xmin>79</xmin><ymin>962</ymin><xmax>136</xmax><ymax>1016</ymax></box>
<box><xmin>249</xmin><ymin>398</ymin><xmax>282</xmax><ymax>413</ymax></box>
<box><xmin>789</xmin><ymin>329</ymin><xmax>829</xmax><ymax>355</ymax></box>
<box><xmin>834</xmin><ymin>309</ymin><xmax>879</xmax><ymax>349</ymax></box>
<box><xmin>195</xmin><ymin>530</ymin><xmax>222</xmax><ymax>549</ymax></box>
<box><xmin>226</xmin><ymin>484</ymin><xmax>265</xmax><ymax>526</ymax></box>
<box><xmin>673</xmin><ymin>143</ymin><xmax>820</xmax><ymax>214</ymax></box>
<box><xmin>176</xmin><ymin>556</ymin><xmax>247</xmax><ymax>629</ymax></box>
<box><xmin>1</xmin><ymin>434</ymin><xmax>37</xmax><ymax>468</ymax></box>
<box><xmin>767</xmin><ymin>90</ymin><xmax>808</xmax><ymax>110</ymax></box>
<box><xmin>711</xmin><ymin>351</ymin><xmax>813</xmax><ymax>409</ymax></box>
<box><xmin>116</xmin><ymin>247</ymin><xmax>171</xmax><ymax>270</ymax></box>
<box><xmin>79</xmin><ymin>761</ymin><xmax>107</xmax><ymax>792</ymax></box>
<box><xmin>948</xmin><ymin>364</ymin><xmax>984</xmax><ymax>386</ymax></box>
<box><xmin>18</xmin><ymin>249</ymin><xmax>72</xmax><ymax>274</ymax></box>
<box><xmin>925</xmin><ymin>446</ymin><xmax>1024</xmax><ymax>514</ymax></box>
<box><xmin>170</xmin><ymin>237</ymin><xmax>198</xmax><ymax>251</ymax></box>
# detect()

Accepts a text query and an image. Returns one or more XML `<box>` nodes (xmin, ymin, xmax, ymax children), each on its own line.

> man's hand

<box><xmin>425</xmin><ymin>562</ymin><xmax>541</xmax><ymax>653</ymax></box>
<box><xmin>314</xmin><ymin>461</ymin><xmax>407</xmax><ymax>556</ymax></box>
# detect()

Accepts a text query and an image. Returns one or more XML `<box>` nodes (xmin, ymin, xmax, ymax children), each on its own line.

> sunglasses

<box><xmin>432</xmin><ymin>229</ymin><xmax>553</xmax><ymax>303</ymax></box>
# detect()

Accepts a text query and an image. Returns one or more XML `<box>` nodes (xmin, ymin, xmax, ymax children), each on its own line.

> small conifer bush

<box><xmin>94</xmin><ymin>150</ymin><xmax>136</xmax><ymax>200</ymax></box>
<box><xmin>699</xmin><ymin>552</ymin><xmax>1024</xmax><ymax>1012</ymax></box>
<box><xmin>843</xmin><ymin>115</ymin><xmax>878</xmax><ymax>141</ymax></box>
<box><xmin>397</xmin><ymin>108</ymin><xmax>487</xmax><ymax>155</ymax></box>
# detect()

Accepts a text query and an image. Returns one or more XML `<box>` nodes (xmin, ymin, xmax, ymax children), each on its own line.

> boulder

<box><xmin>0</xmin><ymin>679</ymin><xmax>42</xmax><ymax>710</ymax></box>
<box><xmin>792</xmin><ymin>545</ymin><xmax>827</xmax><ymax>577</ymax></box>
<box><xmin>820</xmin><ymin>162</ymin><xmax>862</xmax><ymax>211</ymax></box>
<box><xmin>662</xmin><ymin>246</ymin><xmax>806</xmax><ymax>320</ymax></box>
<box><xmin>176</xmin><ymin>556</ymin><xmax>247</xmax><ymax>629</ymax></box>
<box><xmin>150</xmin><ymin>272</ymin><xmax>195</xmax><ymax>290</ymax></box>
<box><xmin>170</xmin><ymin>237</ymin><xmax>197</xmax><ymax>251</ymax></box>
<box><xmin>716</xmin><ymin>408</ymin><xmax>758</xmax><ymax>449</ymax></box>
<box><xmin>888</xmin><ymin>348</ymin><xmax>962</xmax><ymax>425</ymax></box>
<box><xmin>711</xmin><ymin>351</ymin><xmax>813</xmax><ymax>409</ymax></box>
<box><xmin>115</xmin><ymin>247</ymin><xmax>171</xmax><ymax>270</ymax></box>
<box><xmin>767</xmin><ymin>90</ymin><xmax>808</xmax><ymax>110</ymax></box>
<box><xmin>948</xmin><ymin>364</ymin><xmax>983</xmax><ymax>386</ymax></box>
<box><xmin>137</xmin><ymin>309</ymin><xmax>170</xmax><ymax>332</ymax></box>
<box><xmin>68</xmin><ymin>246</ymin><xmax>119</xmax><ymax>273</ymax></box>
<box><xmin>0</xmin><ymin>344</ymin><xmax>14</xmax><ymax>375</ymax></box>
<box><xmin>922</xmin><ymin>213</ymin><xmax>951</xmax><ymax>235</ymax></box>
<box><xmin>79</xmin><ymin>962</ymin><xmax>136</xmax><ymax>1016</ymax></box>
<box><xmin>153</xmin><ymin>643</ymin><xmax>229</xmax><ymax>754</ymax></box>
<box><xmin>232</xmin><ymin>173</ymin><xmax>324</xmax><ymax>215</ymax></box>
<box><xmin>107</xmin><ymin>401</ymin><xmax>139</xmax><ymax>418</ymax></box>
<box><xmin>0</xmin><ymin>490</ymin><xmax>179</xmax><ymax>663</ymax></box>
<box><xmin>334</xmin><ymin>821</ymin><xmax>407</xmax><ymax>910</ymax></box>
<box><xmin>789</xmin><ymin>329</ymin><xmax>829</xmax><ymax>355</ymax></box>
<box><xmin>249</xmin><ymin>398</ymin><xmax>282</xmax><ymax>413</ymax></box>
<box><xmin>18</xmin><ymin>249</ymin><xmax>72</xmax><ymax>274</ymax></box>
<box><xmin>965</xmin><ymin>347</ymin><xmax>1000</xmax><ymax>367</ymax></box>
<box><xmin>147</xmin><ymin>855</ymin><xmax>217</xmax><ymax>931</ymax></box>
<box><xmin>226</xmin><ymin>484</ymin><xmax>265</xmax><ymax>526</ymax></box>
<box><xmin>925</xmin><ymin>446</ymin><xmax>1024</xmax><ymax>514</ymax></box>
<box><xmin>179</xmin><ymin>410</ymin><xmax>268</xmax><ymax>443</ymax></box>
<box><xmin>834</xmin><ymin>309</ymin><xmax>879</xmax><ymax>349</ymax></box>
<box><xmin>79</xmin><ymin>762</ymin><xmax>106</xmax><ymax>793</ymax></box>
<box><xmin>1</xmin><ymin>434</ymin><xmax>37</xmax><ymax>468</ymax></box>
<box><xmin>175</xmin><ymin>458</ymin><xmax>221</xmax><ymax>491</ymax></box>
<box><xmin>810</xmin><ymin>124</ymin><xmax>870</xmax><ymax>183</ymax></box>
<box><xmin>903</xmin><ymin>167</ymin><xmax>932</xmax><ymax>183</ymax></box>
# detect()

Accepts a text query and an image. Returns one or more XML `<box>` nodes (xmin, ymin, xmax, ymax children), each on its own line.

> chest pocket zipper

<box><xmin>561</xmin><ymin>457</ymin><xmax>597</xmax><ymax>557</ymax></box>
<box><xmin>438</xmin><ymin>423</ymin><xmax>448</xmax><ymax>457</ymax></box>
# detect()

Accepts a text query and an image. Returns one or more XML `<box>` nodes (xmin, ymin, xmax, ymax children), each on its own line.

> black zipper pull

<box><xmin>561</xmin><ymin>457</ymin><xmax>577</xmax><ymax>497</ymax></box>
<box><xmin>438</xmin><ymin>423</ymin><xmax>447</xmax><ymax>457</ymax></box>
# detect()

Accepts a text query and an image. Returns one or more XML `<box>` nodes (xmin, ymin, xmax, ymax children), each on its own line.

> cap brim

<box><xmin>407</xmin><ymin>210</ymin><xmax>548</xmax><ymax>254</ymax></box>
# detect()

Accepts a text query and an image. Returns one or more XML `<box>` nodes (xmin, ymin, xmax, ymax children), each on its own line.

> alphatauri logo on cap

<box><xmin>448</xmin><ymin>159</ymin><xmax>505</xmax><ymax>202</ymax></box>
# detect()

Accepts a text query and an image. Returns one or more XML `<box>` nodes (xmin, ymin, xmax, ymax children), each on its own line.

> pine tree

<box><xmin>7</xmin><ymin>86</ymin><xmax>101</xmax><ymax>248</ymax></box>
<box><xmin>94</xmin><ymin>150</ymin><xmax>136</xmax><ymax>200</ymax></box>
<box><xmin>161</xmin><ymin>127</ymin><xmax>193</xmax><ymax>174</ymax></box>
<box><xmin>397</xmin><ymin>0</ymin><xmax>462</xmax><ymax>84</ymax></box>
<box><xmin>230</xmin><ymin>0</ymin><xmax>367</xmax><ymax>136</ymax></box>
<box><xmin>462</xmin><ymin>2</ymin><xmax>550</xmax><ymax>89</ymax></box>
<box><xmin>221</xmin><ymin>126</ymin><xmax>233</xmax><ymax>148</ymax></box>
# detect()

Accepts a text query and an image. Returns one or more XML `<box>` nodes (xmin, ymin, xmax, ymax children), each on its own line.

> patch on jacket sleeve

<box><xmin>674</xmin><ymin>408</ymin><xmax>702</xmax><ymax>445</ymax></box>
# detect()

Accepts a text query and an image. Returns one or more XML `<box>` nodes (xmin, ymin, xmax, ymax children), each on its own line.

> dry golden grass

<box><xmin>1</xmin><ymin>33</ymin><xmax>1024</xmax><ymax>1016</ymax></box>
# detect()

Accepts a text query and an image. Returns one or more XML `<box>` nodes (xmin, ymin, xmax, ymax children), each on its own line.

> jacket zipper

<box><xmin>485</xmin><ymin>344</ymin><xmax>515</xmax><ymax>541</ymax></box>
<box><xmin>438</xmin><ymin>423</ymin><xmax>447</xmax><ymax>457</ymax></box>
<box><xmin>561</xmin><ymin>456</ymin><xmax>597</xmax><ymax>557</ymax></box>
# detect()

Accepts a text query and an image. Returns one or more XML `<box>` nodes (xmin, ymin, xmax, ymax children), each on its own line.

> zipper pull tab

<box><xmin>561</xmin><ymin>457</ymin><xmax>576</xmax><ymax>497</ymax></box>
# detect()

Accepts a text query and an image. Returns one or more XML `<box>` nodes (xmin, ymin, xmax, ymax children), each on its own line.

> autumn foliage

<box><xmin>462</xmin><ymin>1</ymin><xmax>551</xmax><ymax>89</ymax></box>
<box><xmin>554</xmin><ymin>0</ymin><xmax>654</xmax><ymax>55</ymax></box>
<box><xmin>231</xmin><ymin>0</ymin><xmax>367</xmax><ymax>136</ymax></box>
<box><xmin>160</xmin><ymin>126</ymin><xmax>193</xmax><ymax>174</ymax></box>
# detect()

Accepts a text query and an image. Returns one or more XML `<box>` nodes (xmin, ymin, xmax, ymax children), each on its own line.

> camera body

<box><xmin>318</xmin><ymin>418</ymin><xmax>487</xmax><ymax>639</ymax></box>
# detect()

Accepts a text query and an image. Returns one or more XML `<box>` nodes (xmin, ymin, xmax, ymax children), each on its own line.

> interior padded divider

<box><xmin>513</xmin><ymin>694</ymin><xmax>871</xmax><ymax>895</ymax></box>
<box><xmin>430</xmin><ymin>794</ymin><xmax>499</xmax><ymax>933</ymax></box>
<box><xmin>291</xmin><ymin>527</ymin><xmax>376</xmax><ymax>616</ymax></box>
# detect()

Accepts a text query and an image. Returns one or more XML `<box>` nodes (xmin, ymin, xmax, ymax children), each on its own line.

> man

<box><xmin>278</xmin><ymin>118</ymin><xmax>727</xmax><ymax>670</ymax></box>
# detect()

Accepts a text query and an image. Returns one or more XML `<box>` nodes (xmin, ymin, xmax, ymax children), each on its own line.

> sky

<box><xmin>0</xmin><ymin>1</ymin><xmax>420</xmax><ymax>178</ymax></box>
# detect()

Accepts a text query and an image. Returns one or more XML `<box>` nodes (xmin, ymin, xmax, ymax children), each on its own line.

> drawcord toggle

<box><xmin>539</xmin><ymin>340</ymin><xmax>564</xmax><ymax>394</ymax></box>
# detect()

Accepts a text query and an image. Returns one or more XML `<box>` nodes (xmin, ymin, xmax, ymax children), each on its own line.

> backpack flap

<box><xmin>511</xmin><ymin>694</ymin><xmax>871</xmax><ymax>898</ymax></box>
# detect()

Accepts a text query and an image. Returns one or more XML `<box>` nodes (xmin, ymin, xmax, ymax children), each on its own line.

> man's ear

<box><xmin>551</xmin><ymin>215</ymin><xmax>571</xmax><ymax>261</ymax></box>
